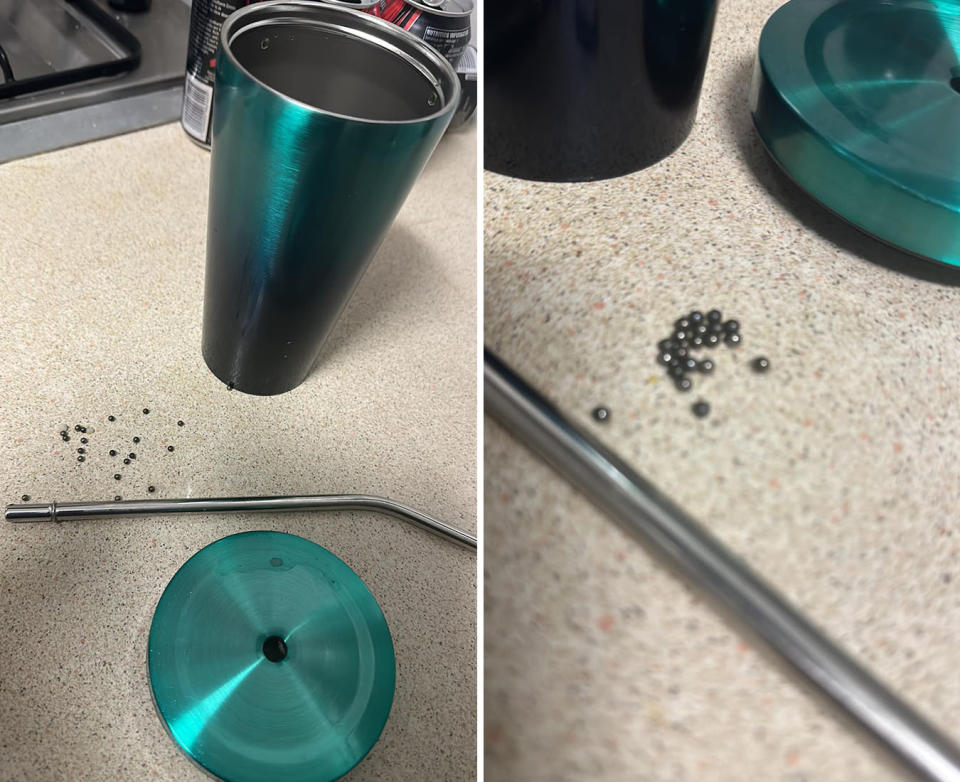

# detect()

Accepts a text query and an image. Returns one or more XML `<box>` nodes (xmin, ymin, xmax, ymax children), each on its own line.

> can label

<box><xmin>380</xmin><ymin>1</ymin><xmax>470</xmax><ymax>63</ymax></box>
<box><xmin>182</xmin><ymin>0</ymin><xmax>254</xmax><ymax>146</ymax></box>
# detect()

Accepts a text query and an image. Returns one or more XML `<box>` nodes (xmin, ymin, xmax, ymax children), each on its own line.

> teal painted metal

<box><xmin>750</xmin><ymin>0</ymin><xmax>960</xmax><ymax>267</ymax></box>
<box><xmin>148</xmin><ymin>531</ymin><xmax>396</xmax><ymax>782</ymax></box>
<box><xmin>202</xmin><ymin>2</ymin><xmax>459</xmax><ymax>394</ymax></box>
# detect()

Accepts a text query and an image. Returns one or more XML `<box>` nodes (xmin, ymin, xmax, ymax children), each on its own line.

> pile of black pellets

<box><xmin>50</xmin><ymin>408</ymin><xmax>184</xmax><ymax>501</ymax></box>
<box><xmin>658</xmin><ymin>309</ymin><xmax>739</xmax><ymax>388</ymax></box>
<box><xmin>591</xmin><ymin>308</ymin><xmax>769</xmax><ymax>423</ymax></box>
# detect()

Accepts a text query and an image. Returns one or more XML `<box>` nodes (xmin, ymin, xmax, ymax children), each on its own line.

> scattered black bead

<box><xmin>79</xmin><ymin>426</ymin><xmax>86</xmax><ymax>433</ymax></box>
<box><xmin>77</xmin><ymin>456</ymin><xmax>85</xmax><ymax>462</ymax></box>
<box><xmin>167</xmin><ymin>446</ymin><xmax>175</xmax><ymax>452</ymax></box>
<box><xmin>148</xmin><ymin>486</ymin><xmax>156</xmax><ymax>493</ymax></box>
<box><xmin>695</xmin><ymin>323</ymin><xmax>708</xmax><ymax>336</ymax></box>
<box><xmin>74</xmin><ymin>425</ymin><xmax>82</xmax><ymax>432</ymax></box>
<box><xmin>658</xmin><ymin>351</ymin><xmax>674</xmax><ymax>366</ymax></box>
<box><xmin>133</xmin><ymin>437</ymin><xmax>141</xmax><ymax>443</ymax></box>
<box><xmin>672</xmin><ymin>330</ymin><xmax>688</xmax><ymax>344</ymax></box>
<box><xmin>692</xmin><ymin>400</ymin><xmax>710</xmax><ymax>418</ymax></box>
<box><xmin>143</xmin><ymin>408</ymin><xmax>150</xmax><ymax>415</ymax></box>
<box><xmin>658</xmin><ymin>339</ymin><xmax>676</xmax><ymax>354</ymax></box>
<box><xmin>591</xmin><ymin>406</ymin><xmax>610</xmax><ymax>423</ymax></box>
<box><xmin>751</xmin><ymin>356</ymin><xmax>770</xmax><ymax>373</ymax></box>
<box><xmin>705</xmin><ymin>333</ymin><xmax>720</xmax><ymax>348</ymax></box>
<box><xmin>114</xmin><ymin>474</ymin><xmax>121</xmax><ymax>480</ymax></box>
<box><xmin>698</xmin><ymin>359</ymin><xmax>715</xmax><ymax>374</ymax></box>
<box><xmin>725</xmin><ymin>332</ymin><xmax>742</xmax><ymax>347</ymax></box>
<box><xmin>675</xmin><ymin>317</ymin><xmax>691</xmax><ymax>331</ymax></box>
<box><xmin>675</xmin><ymin>376</ymin><xmax>693</xmax><ymax>392</ymax></box>
<box><xmin>21</xmin><ymin>494</ymin><xmax>30</xmax><ymax>502</ymax></box>
<box><xmin>108</xmin><ymin>415</ymin><xmax>116</xmax><ymax>422</ymax></box>
<box><xmin>707</xmin><ymin>309</ymin><xmax>722</xmax><ymax>323</ymax></box>
<box><xmin>129</xmin><ymin>453</ymin><xmax>136</xmax><ymax>460</ymax></box>
<box><xmin>80</xmin><ymin>437</ymin><xmax>88</xmax><ymax>444</ymax></box>
<box><xmin>691</xmin><ymin>335</ymin><xmax>704</xmax><ymax>348</ymax></box>
<box><xmin>123</xmin><ymin>458</ymin><xmax>130</xmax><ymax>465</ymax></box>
<box><xmin>682</xmin><ymin>357</ymin><xmax>698</xmax><ymax>372</ymax></box>
<box><xmin>709</xmin><ymin>321</ymin><xmax>724</xmax><ymax>335</ymax></box>
<box><xmin>60</xmin><ymin>430</ymin><xmax>67</xmax><ymax>437</ymax></box>
<box><xmin>77</xmin><ymin>447</ymin><xmax>85</xmax><ymax>454</ymax></box>
<box><xmin>114</xmin><ymin>496</ymin><xmax>122</xmax><ymax>502</ymax></box>
<box><xmin>723</xmin><ymin>319</ymin><xmax>740</xmax><ymax>333</ymax></box>
<box><xmin>673</xmin><ymin>346</ymin><xmax>688</xmax><ymax>359</ymax></box>
<box><xmin>177</xmin><ymin>420</ymin><xmax>185</xmax><ymax>427</ymax></box>
<box><xmin>62</xmin><ymin>434</ymin><xmax>70</xmax><ymax>442</ymax></box>
<box><xmin>689</xmin><ymin>310</ymin><xmax>704</xmax><ymax>324</ymax></box>
<box><xmin>667</xmin><ymin>364</ymin><xmax>685</xmax><ymax>378</ymax></box>
<box><xmin>109</xmin><ymin>450</ymin><xmax>117</xmax><ymax>456</ymax></box>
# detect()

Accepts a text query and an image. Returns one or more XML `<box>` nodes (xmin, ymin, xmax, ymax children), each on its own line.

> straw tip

<box><xmin>4</xmin><ymin>503</ymin><xmax>53</xmax><ymax>522</ymax></box>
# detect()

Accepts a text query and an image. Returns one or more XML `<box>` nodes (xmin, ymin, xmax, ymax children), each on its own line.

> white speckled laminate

<box><xmin>0</xmin><ymin>122</ymin><xmax>476</xmax><ymax>781</ymax></box>
<box><xmin>483</xmin><ymin>1</ymin><xmax>960</xmax><ymax>779</ymax></box>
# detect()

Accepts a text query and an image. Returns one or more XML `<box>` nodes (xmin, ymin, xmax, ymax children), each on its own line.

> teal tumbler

<box><xmin>202</xmin><ymin>1</ymin><xmax>459</xmax><ymax>395</ymax></box>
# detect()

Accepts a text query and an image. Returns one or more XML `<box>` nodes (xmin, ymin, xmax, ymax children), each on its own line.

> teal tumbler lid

<box><xmin>148</xmin><ymin>531</ymin><xmax>395</xmax><ymax>782</ymax></box>
<box><xmin>751</xmin><ymin>0</ymin><xmax>960</xmax><ymax>266</ymax></box>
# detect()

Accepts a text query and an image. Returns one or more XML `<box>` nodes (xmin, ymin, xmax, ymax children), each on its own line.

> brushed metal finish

<box><xmin>5</xmin><ymin>493</ymin><xmax>477</xmax><ymax>551</ymax></box>
<box><xmin>484</xmin><ymin>349</ymin><xmax>960</xmax><ymax>782</ymax></box>
<box><xmin>201</xmin><ymin>2</ymin><xmax>459</xmax><ymax>395</ymax></box>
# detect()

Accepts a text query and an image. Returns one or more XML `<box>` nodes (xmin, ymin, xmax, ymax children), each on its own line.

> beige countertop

<box><xmin>0</xmin><ymin>122</ymin><xmax>476</xmax><ymax>780</ymax></box>
<box><xmin>484</xmin><ymin>1</ymin><xmax>960</xmax><ymax>779</ymax></box>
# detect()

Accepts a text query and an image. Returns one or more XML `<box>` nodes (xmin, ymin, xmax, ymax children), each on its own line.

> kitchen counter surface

<box><xmin>0</xmin><ymin>122</ymin><xmax>476</xmax><ymax>780</ymax></box>
<box><xmin>484</xmin><ymin>1</ymin><xmax>960</xmax><ymax>780</ymax></box>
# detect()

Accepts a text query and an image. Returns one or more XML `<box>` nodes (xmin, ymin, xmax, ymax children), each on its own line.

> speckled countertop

<box><xmin>484</xmin><ymin>1</ymin><xmax>960</xmax><ymax>779</ymax></box>
<box><xmin>0</xmin><ymin>122</ymin><xmax>476</xmax><ymax>781</ymax></box>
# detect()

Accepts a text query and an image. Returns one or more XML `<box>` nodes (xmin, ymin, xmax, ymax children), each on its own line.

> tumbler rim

<box><xmin>220</xmin><ymin>0</ymin><xmax>460</xmax><ymax>126</ymax></box>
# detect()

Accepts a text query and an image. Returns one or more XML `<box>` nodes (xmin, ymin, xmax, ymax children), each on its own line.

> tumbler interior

<box><xmin>223</xmin><ymin>4</ymin><xmax>459</xmax><ymax>123</ymax></box>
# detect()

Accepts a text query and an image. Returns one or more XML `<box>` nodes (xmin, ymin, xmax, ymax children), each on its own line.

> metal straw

<box><xmin>484</xmin><ymin>348</ymin><xmax>960</xmax><ymax>782</ymax></box>
<box><xmin>5</xmin><ymin>493</ymin><xmax>476</xmax><ymax>551</ymax></box>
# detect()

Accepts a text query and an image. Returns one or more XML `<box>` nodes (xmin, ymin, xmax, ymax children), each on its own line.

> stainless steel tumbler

<box><xmin>485</xmin><ymin>0</ymin><xmax>719</xmax><ymax>182</ymax></box>
<box><xmin>202</xmin><ymin>1</ymin><xmax>459</xmax><ymax>395</ymax></box>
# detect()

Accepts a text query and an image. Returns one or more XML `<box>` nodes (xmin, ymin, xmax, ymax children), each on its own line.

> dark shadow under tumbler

<box><xmin>202</xmin><ymin>1</ymin><xmax>459</xmax><ymax>395</ymax></box>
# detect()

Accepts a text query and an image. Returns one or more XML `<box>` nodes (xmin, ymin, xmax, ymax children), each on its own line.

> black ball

<box><xmin>751</xmin><ymin>356</ymin><xmax>771</xmax><ymax>373</ymax></box>
<box><xmin>675</xmin><ymin>376</ymin><xmax>693</xmax><ymax>392</ymax></box>
<box><xmin>692</xmin><ymin>400</ymin><xmax>710</xmax><ymax>418</ymax></box>
<box><xmin>707</xmin><ymin>309</ymin><xmax>722</xmax><ymax>322</ymax></box>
